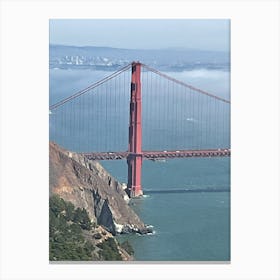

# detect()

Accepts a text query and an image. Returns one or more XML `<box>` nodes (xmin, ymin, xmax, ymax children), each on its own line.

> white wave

<box><xmin>147</xmin><ymin>229</ymin><xmax>157</xmax><ymax>236</ymax></box>
<box><xmin>146</xmin><ymin>224</ymin><xmax>154</xmax><ymax>229</ymax></box>
<box><xmin>136</xmin><ymin>228</ymin><xmax>156</xmax><ymax>236</ymax></box>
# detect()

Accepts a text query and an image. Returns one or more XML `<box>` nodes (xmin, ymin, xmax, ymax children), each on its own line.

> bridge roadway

<box><xmin>81</xmin><ymin>149</ymin><xmax>231</xmax><ymax>161</ymax></box>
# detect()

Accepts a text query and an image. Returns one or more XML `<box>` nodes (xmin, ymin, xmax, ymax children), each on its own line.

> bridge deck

<box><xmin>81</xmin><ymin>149</ymin><xmax>230</xmax><ymax>161</ymax></box>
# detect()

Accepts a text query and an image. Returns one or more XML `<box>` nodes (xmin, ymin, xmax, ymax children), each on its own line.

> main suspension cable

<box><xmin>49</xmin><ymin>63</ymin><xmax>132</xmax><ymax>110</ymax></box>
<box><xmin>141</xmin><ymin>63</ymin><xmax>230</xmax><ymax>104</ymax></box>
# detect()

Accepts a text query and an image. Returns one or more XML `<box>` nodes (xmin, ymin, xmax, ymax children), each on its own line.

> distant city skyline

<box><xmin>49</xmin><ymin>19</ymin><xmax>230</xmax><ymax>52</ymax></box>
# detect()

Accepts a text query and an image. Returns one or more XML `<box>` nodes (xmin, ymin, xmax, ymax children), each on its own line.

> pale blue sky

<box><xmin>49</xmin><ymin>19</ymin><xmax>230</xmax><ymax>51</ymax></box>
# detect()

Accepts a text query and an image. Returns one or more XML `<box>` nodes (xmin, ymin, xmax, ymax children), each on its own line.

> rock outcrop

<box><xmin>49</xmin><ymin>142</ymin><xmax>147</xmax><ymax>235</ymax></box>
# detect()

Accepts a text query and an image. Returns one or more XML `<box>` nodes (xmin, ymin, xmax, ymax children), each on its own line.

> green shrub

<box><xmin>73</xmin><ymin>207</ymin><xmax>92</xmax><ymax>230</ymax></box>
<box><xmin>97</xmin><ymin>238</ymin><xmax>122</xmax><ymax>261</ymax></box>
<box><xmin>49</xmin><ymin>196</ymin><xmax>94</xmax><ymax>261</ymax></box>
<box><xmin>120</xmin><ymin>240</ymin><xmax>134</xmax><ymax>255</ymax></box>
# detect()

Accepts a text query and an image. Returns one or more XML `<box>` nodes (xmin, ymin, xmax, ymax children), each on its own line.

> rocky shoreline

<box><xmin>49</xmin><ymin>142</ymin><xmax>151</xmax><ymax>236</ymax></box>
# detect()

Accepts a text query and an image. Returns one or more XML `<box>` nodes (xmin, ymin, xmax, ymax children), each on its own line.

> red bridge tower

<box><xmin>127</xmin><ymin>62</ymin><xmax>143</xmax><ymax>197</ymax></box>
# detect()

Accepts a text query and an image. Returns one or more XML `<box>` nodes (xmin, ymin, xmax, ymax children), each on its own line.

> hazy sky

<box><xmin>49</xmin><ymin>19</ymin><xmax>230</xmax><ymax>51</ymax></box>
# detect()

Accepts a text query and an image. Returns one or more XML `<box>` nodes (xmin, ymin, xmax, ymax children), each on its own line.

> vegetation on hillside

<box><xmin>49</xmin><ymin>195</ymin><xmax>95</xmax><ymax>261</ymax></box>
<box><xmin>97</xmin><ymin>237</ymin><xmax>122</xmax><ymax>261</ymax></box>
<box><xmin>120</xmin><ymin>240</ymin><xmax>134</xmax><ymax>256</ymax></box>
<box><xmin>49</xmin><ymin>195</ymin><xmax>133</xmax><ymax>261</ymax></box>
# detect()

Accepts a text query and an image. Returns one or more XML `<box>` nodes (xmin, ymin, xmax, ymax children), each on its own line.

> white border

<box><xmin>1</xmin><ymin>1</ymin><xmax>279</xmax><ymax>279</ymax></box>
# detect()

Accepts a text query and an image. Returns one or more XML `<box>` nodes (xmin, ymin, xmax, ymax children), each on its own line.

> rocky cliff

<box><xmin>49</xmin><ymin>142</ymin><xmax>147</xmax><ymax>235</ymax></box>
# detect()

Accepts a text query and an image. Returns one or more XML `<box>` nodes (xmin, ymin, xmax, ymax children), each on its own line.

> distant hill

<box><xmin>49</xmin><ymin>44</ymin><xmax>230</xmax><ymax>71</ymax></box>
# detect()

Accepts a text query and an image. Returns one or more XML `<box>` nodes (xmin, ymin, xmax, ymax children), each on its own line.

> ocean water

<box><xmin>49</xmin><ymin>67</ymin><xmax>230</xmax><ymax>261</ymax></box>
<box><xmin>118</xmin><ymin>192</ymin><xmax>230</xmax><ymax>261</ymax></box>
<box><xmin>103</xmin><ymin>158</ymin><xmax>230</xmax><ymax>261</ymax></box>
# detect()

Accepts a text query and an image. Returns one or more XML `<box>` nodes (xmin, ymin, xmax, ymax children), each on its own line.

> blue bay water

<box><xmin>118</xmin><ymin>192</ymin><xmax>230</xmax><ymax>261</ymax></box>
<box><xmin>103</xmin><ymin>158</ymin><xmax>230</xmax><ymax>261</ymax></box>
<box><xmin>49</xmin><ymin>67</ymin><xmax>230</xmax><ymax>261</ymax></box>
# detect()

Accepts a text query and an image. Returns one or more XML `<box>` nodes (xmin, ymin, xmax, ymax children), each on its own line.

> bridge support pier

<box><xmin>127</xmin><ymin>154</ymin><xmax>143</xmax><ymax>197</ymax></box>
<box><xmin>127</xmin><ymin>62</ymin><xmax>143</xmax><ymax>198</ymax></box>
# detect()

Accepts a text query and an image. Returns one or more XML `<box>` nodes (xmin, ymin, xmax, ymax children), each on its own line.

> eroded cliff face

<box><xmin>49</xmin><ymin>142</ymin><xmax>147</xmax><ymax>235</ymax></box>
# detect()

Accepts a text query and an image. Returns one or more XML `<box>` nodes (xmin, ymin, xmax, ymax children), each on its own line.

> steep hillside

<box><xmin>49</xmin><ymin>142</ymin><xmax>148</xmax><ymax>235</ymax></box>
<box><xmin>49</xmin><ymin>195</ymin><xmax>133</xmax><ymax>261</ymax></box>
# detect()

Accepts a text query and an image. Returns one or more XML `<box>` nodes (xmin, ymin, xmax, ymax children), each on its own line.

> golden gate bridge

<box><xmin>49</xmin><ymin>62</ymin><xmax>230</xmax><ymax>197</ymax></box>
